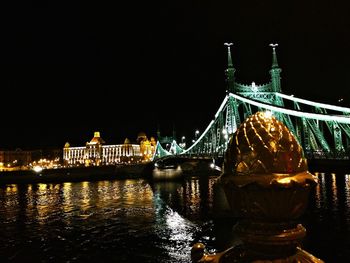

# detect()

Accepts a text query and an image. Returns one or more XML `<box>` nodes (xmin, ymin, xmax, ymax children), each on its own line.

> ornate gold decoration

<box><xmin>192</xmin><ymin>112</ymin><xmax>323</xmax><ymax>262</ymax></box>
<box><xmin>224</xmin><ymin>111</ymin><xmax>308</xmax><ymax>175</ymax></box>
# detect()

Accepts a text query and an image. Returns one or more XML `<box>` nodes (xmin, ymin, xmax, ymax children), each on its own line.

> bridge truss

<box><xmin>153</xmin><ymin>45</ymin><xmax>350</xmax><ymax>161</ymax></box>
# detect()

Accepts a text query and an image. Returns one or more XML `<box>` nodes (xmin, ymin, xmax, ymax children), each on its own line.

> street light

<box><xmin>195</xmin><ymin>130</ymin><xmax>200</xmax><ymax>140</ymax></box>
<box><xmin>180</xmin><ymin>136</ymin><xmax>186</xmax><ymax>149</ymax></box>
<box><xmin>222</xmin><ymin>128</ymin><xmax>228</xmax><ymax>140</ymax></box>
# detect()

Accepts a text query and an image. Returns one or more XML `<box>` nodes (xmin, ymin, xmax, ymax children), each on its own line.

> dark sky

<box><xmin>1</xmin><ymin>1</ymin><xmax>350</xmax><ymax>149</ymax></box>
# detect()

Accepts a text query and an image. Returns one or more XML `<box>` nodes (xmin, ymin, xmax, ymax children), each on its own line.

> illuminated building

<box><xmin>0</xmin><ymin>148</ymin><xmax>32</xmax><ymax>170</ymax></box>
<box><xmin>63</xmin><ymin>131</ymin><xmax>156</xmax><ymax>166</ymax></box>
<box><xmin>0</xmin><ymin>148</ymin><xmax>62</xmax><ymax>171</ymax></box>
<box><xmin>138</xmin><ymin>132</ymin><xmax>157</xmax><ymax>162</ymax></box>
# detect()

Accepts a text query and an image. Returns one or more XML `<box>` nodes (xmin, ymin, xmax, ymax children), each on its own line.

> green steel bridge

<box><xmin>153</xmin><ymin>43</ymin><xmax>350</xmax><ymax>161</ymax></box>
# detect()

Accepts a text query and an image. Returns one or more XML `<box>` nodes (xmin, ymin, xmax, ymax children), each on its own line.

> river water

<box><xmin>0</xmin><ymin>171</ymin><xmax>349</xmax><ymax>262</ymax></box>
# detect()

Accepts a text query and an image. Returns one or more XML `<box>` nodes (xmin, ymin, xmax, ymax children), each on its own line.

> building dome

<box><xmin>64</xmin><ymin>142</ymin><xmax>70</xmax><ymax>148</ymax></box>
<box><xmin>226</xmin><ymin>111</ymin><xmax>308</xmax><ymax>175</ymax></box>
<box><xmin>137</xmin><ymin>131</ymin><xmax>147</xmax><ymax>138</ymax></box>
<box><xmin>150</xmin><ymin>136</ymin><xmax>157</xmax><ymax>146</ymax></box>
<box><xmin>124</xmin><ymin>138</ymin><xmax>131</xmax><ymax>144</ymax></box>
<box><xmin>89</xmin><ymin>131</ymin><xmax>105</xmax><ymax>144</ymax></box>
<box><xmin>136</xmin><ymin>132</ymin><xmax>147</xmax><ymax>143</ymax></box>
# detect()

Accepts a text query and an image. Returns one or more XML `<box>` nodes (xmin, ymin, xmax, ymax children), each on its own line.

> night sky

<box><xmin>1</xmin><ymin>1</ymin><xmax>350</xmax><ymax>150</ymax></box>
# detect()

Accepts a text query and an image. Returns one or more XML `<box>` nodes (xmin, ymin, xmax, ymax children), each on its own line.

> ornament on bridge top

<box><xmin>192</xmin><ymin>111</ymin><xmax>323</xmax><ymax>263</ymax></box>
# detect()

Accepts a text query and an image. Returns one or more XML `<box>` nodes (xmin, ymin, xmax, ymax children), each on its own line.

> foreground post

<box><xmin>191</xmin><ymin>111</ymin><xmax>324</xmax><ymax>262</ymax></box>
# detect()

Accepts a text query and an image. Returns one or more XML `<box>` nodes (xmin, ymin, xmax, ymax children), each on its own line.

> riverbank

<box><xmin>0</xmin><ymin>163</ymin><xmax>154</xmax><ymax>184</ymax></box>
<box><xmin>0</xmin><ymin>158</ymin><xmax>346</xmax><ymax>185</ymax></box>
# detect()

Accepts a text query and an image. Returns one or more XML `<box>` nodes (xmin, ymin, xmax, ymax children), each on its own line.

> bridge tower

<box><xmin>269</xmin><ymin>43</ymin><xmax>282</xmax><ymax>93</ymax></box>
<box><xmin>224</xmin><ymin>42</ymin><xmax>236</xmax><ymax>94</ymax></box>
<box><xmin>267</xmin><ymin>44</ymin><xmax>297</xmax><ymax>138</ymax></box>
<box><xmin>156</xmin><ymin>124</ymin><xmax>177</xmax><ymax>151</ymax></box>
<box><xmin>224</xmin><ymin>43</ymin><xmax>240</xmax><ymax>135</ymax></box>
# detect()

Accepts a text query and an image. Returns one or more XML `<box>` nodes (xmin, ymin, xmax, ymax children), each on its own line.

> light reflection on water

<box><xmin>0</xmin><ymin>179</ymin><xmax>199</xmax><ymax>262</ymax></box>
<box><xmin>301</xmin><ymin>172</ymin><xmax>350</xmax><ymax>262</ymax></box>
<box><xmin>0</xmin><ymin>172</ymin><xmax>349</xmax><ymax>262</ymax></box>
<box><xmin>346</xmin><ymin>174</ymin><xmax>350</xmax><ymax>228</ymax></box>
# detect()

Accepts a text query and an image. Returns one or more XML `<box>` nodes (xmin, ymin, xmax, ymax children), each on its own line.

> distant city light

<box><xmin>33</xmin><ymin>166</ymin><xmax>43</xmax><ymax>173</ymax></box>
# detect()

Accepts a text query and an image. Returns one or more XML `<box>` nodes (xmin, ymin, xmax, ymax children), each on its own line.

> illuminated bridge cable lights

<box><xmin>276</xmin><ymin>92</ymin><xmax>350</xmax><ymax>113</ymax></box>
<box><xmin>229</xmin><ymin>93</ymin><xmax>350</xmax><ymax>124</ymax></box>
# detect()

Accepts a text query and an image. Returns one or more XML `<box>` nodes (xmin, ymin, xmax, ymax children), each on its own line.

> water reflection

<box><xmin>0</xmin><ymin>173</ymin><xmax>349</xmax><ymax>262</ymax></box>
<box><xmin>62</xmin><ymin>182</ymin><xmax>73</xmax><ymax>216</ymax></box>
<box><xmin>345</xmin><ymin>174</ymin><xmax>350</xmax><ymax>228</ymax></box>
<box><xmin>0</xmin><ymin>180</ymin><xmax>159</xmax><ymax>262</ymax></box>
<box><xmin>314</xmin><ymin>172</ymin><xmax>321</xmax><ymax>209</ymax></box>
<box><xmin>3</xmin><ymin>184</ymin><xmax>19</xmax><ymax>209</ymax></box>
<box><xmin>152</xmin><ymin>187</ymin><xmax>198</xmax><ymax>263</ymax></box>
<box><xmin>301</xmin><ymin>172</ymin><xmax>350</xmax><ymax>263</ymax></box>
<box><xmin>331</xmin><ymin>173</ymin><xmax>338</xmax><ymax>210</ymax></box>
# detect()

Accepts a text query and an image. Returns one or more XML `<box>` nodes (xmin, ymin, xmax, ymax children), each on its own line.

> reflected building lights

<box><xmin>121</xmin><ymin>180</ymin><xmax>154</xmax><ymax>209</ymax></box>
<box><xmin>314</xmin><ymin>172</ymin><xmax>321</xmax><ymax>209</ymax></box>
<box><xmin>4</xmin><ymin>184</ymin><xmax>19</xmax><ymax>209</ymax></box>
<box><xmin>124</xmin><ymin>180</ymin><xmax>136</xmax><ymax>206</ymax></box>
<box><xmin>345</xmin><ymin>174</ymin><xmax>350</xmax><ymax>230</ymax></box>
<box><xmin>189</xmin><ymin>180</ymin><xmax>200</xmax><ymax>216</ymax></box>
<box><xmin>208</xmin><ymin>178</ymin><xmax>215</xmax><ymax>209</ymax></box>
<box><xmin>97</xmin><ymin>180</ymin><xmax>115</xmax><ymax>204</ymax></box>
<box><xmin>345</xmin><ymin>174</ymin><xmax>350</xmax><ymax>213</ymax></box>
<box><xmin>25</xmin><ymin>184</ymin><xmax>36</xmax><ymax>219</ymax></box>
<box><xmin>331</xmin><ymin>173</ymin><xmax>338</xmax><ymax>209</ymax></box>
<box><xmin>34</xmin><ymin>183</ymin><xmax>62</xmax><ymax>224</ymax></box>
<box><xmin>319</xmin><ymin>173</ymin><xmax>328</xmax><ymax>208</ymax></box>
<box><xmin>62</xmin><ymin>182</ymin><xmax>74</xmax><ymax>220</ymax></box>
<box><xmin>5</xmin><ymin>184</ymin><xmax>18</xmax><ymax>194</ymax></box>
<box><xmin>80</xmin><ymin>181</ymin><xmax>91</xmax><ymax>212</ymax></box>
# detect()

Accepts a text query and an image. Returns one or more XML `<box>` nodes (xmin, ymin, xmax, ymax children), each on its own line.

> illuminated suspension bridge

<box><xmin>153</xmin><ymin>43</ymin><xmax>350</xmax><ymax>161</ymax></box>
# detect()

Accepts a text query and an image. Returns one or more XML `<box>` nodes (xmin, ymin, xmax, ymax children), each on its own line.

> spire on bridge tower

<box><xmin>157</xmin><ymin>124</ymin><xmax>161</xmax><ymax>141</ymax></box>
<box><xmin>224</xmin><ymin>42</ymin><xmax>236</xmax><ymax>93</ymax></box>
<box><xmin>270</xmin><ymin>43</ymin><xmax>279</xmax><ymax>68</ymax></box>
<box><xmin>172</xmin><ymin>123</ymin><xmax>176</xmax><ymax>142</ymax></box>
<box><xmin>269</xmin><ymin>43</ymin><xmax>282</xmax><ymax>92</ymax></box>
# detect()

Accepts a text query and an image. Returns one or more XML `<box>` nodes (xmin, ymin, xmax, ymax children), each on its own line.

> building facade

<box><xmin>63</xmin><ymin>132</ymin><xmax>156</xmax><ymax>166</ymax></box>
